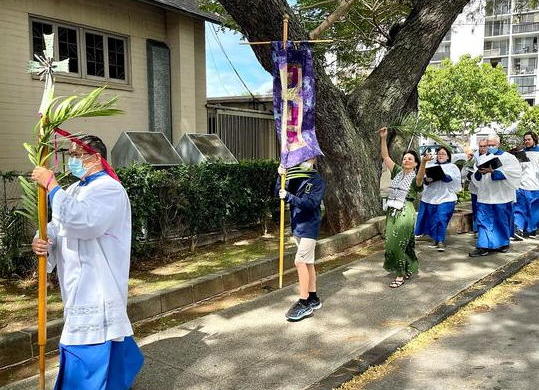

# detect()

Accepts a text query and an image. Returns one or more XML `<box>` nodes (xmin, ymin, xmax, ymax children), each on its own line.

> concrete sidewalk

<box><xmin>3</xmin><ymin>234</ymin><xmax>538</xmax><ymax>390</ymax></box>
<box><xmin>361</xmin><ymin>270</ymin><xmax>539</xmax><ymax>390</ymax></box>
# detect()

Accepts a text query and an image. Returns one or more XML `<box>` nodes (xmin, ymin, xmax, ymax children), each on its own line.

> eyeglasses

<box><xmin>68</xmin><ymin>152</ymin><xmax>90</xmax><ymax>159</ymax></box>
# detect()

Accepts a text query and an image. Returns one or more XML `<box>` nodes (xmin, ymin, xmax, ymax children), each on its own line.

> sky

<box><xmin>205</xmin><ymin>1</ymin><xmax>297</xmax><ymax>97</ymax></box>
<box><xmin>205</xmin><ymin>23</ymin><xmax>272</xmax><ymax>97</ymax></box>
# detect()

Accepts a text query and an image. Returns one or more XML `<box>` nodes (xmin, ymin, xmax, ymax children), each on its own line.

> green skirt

<box><xmin>384</xmin><ymin>201</ymin><xmax>419</xmax><ymax>277</ymax></box>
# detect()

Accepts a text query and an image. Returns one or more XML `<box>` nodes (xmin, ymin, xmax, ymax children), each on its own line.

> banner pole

<box><xmin>279</xmin><ymin>14</ymin><xmax>290</xmax><ymax>289</ymax></box>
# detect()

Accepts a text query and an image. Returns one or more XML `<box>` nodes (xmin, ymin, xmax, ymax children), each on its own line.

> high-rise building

<box><xmin>431</xmin><ymin>0</ymin><xmax>539</xmax><ymax>105</ymax></box>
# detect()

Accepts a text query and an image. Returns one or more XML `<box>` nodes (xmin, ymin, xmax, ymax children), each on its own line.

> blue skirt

<box><xmin>514</xmin><ymin>189</ymin><xmax>539</xmax><ymax>233</ymax></box>
<box><xmin>414</xmin><ymin>201</ymin><xmax>456</xmax><ymax>243</ymax></box>
<box><xmin>54</xmin><ymin>336</ymin><xmax>144</xmax><ymax>390</ymax></box>
<box><xmin>476</xmin><ymin>202</ymin><xmax>513</xmax><ymax>250</ymax></box>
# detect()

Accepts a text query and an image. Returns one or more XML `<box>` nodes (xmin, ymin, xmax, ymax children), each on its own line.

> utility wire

<box><xmin>210</xmin><ymin>25</ymin><xmax>261</xmax><ymax>102</ymax></box>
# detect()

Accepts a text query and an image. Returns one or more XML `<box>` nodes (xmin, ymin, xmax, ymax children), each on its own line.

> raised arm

<box><xmin>416</xmin><ymin>153</ymin><xmax>433</xmax><ymax>186</ymax></box>
<box><xmin>378</xmin><ymin>127</ymin><xmax>395</xmax><ymax>172</ymax></box>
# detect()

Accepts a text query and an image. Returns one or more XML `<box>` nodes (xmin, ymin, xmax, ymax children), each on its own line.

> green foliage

<box><xmin>18</xmin><ymin>87</ymin><xmax>123</xmax><ymax>226</ymax></box>
<box><xmin>518</xmin><ymin>105</ymin><xmax>539</xmax><ymax>135</ymax></box>
<box><xmin>392</xmin><ymin>113</ymin><xmax>453</xmax><ymax>150</ymax></box>
<box><xmin>457</xmin><ymin>189</ymin><xmax>472</xmax><ymax>204</ymax></box>
<box><xmin>118</xmin><ymin>160</ymin><xmax>280</xmax><ymax>256</ymax></box>
<box><xmin>419</xmin><ymin>55</ymin><xmax>528</xmax><ymax>135</ymax></box>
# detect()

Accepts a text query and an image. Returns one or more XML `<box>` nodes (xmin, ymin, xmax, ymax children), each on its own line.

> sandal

<box><xmin>389</xmin><ymin>278</ymin><xmax>405</xmax><ymax>288</ymax></box>
<box><xmin>404</xmin><ymin>272</ymin><xmax>413</xmax><ymax>280</ymax></box>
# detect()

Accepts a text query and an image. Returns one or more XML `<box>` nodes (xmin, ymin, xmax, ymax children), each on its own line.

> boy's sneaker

<box><xmin>428</xmin><ymin>241</ymin><xmax>438</xmax><ymax>248</ymax></box>
<box><xmin>528</xmin><ymin>230</ymin><xmax>537</xmax><ymax>239</ymax></box>
<box><xmin>285</xmin><ymin>300</ymin><xmax>313</xmax><ymax>321</ymax></box>
<box><xmin>308</xmin><ymin>297</ymin><xmax>322</xmax><ymax>310</ymax></box>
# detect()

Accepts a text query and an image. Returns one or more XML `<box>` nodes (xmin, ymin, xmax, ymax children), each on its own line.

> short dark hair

<box><xmin>80</xmin><ymin>135</ymin><xmax>107</xmax><ymax>159</ymax></box>
<box><xmin>524</xmin><ymin>131</ymin><xmax>538</xmax><ymax>145</ymax></box>
<box><xmin>436</xmin><ymin>146</ymin><xmax>452</xmax><ymax>162</ymax></box>
<box><xmin>402</xmin><ymin>150</ymin><xmax>420</xmax><ymax>171</ymax></box>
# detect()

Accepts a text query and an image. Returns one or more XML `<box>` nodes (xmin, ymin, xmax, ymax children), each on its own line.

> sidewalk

<box><xmin>359</xmin><ymin>266</ymin><xmax>539</xmax><ymax>390</ymax></box>
<box><xmin>3</xmin><ymin>234</ymin><xmax>538</xmax><ymax>390</ymax></box>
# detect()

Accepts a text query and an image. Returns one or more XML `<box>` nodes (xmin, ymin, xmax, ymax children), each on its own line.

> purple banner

<box><xmin>272</xmin><ymin>41</ymin><xmax>323</xmax><ymax>168</ymax></box>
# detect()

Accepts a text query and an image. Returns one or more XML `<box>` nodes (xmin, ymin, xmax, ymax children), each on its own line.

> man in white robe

<box><xmin>31</xmin><ymin>135</ymin><xmax>143</xmax><ymax>390</ymax></box>
<box><xmin>469</xmin><ymin>134</ymin><xmax>521</xmax><ymax>257</ymax></box>
<box><xmin>513</xmin><ymin>131</ymin><xmax>539</xmax><ymax>240</ymax></box>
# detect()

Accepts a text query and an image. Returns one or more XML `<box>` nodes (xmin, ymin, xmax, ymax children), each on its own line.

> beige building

<box><xmin>0</xmin><ymin>0</ymin><xmax>218</xmax><ymax>171</ymax></box>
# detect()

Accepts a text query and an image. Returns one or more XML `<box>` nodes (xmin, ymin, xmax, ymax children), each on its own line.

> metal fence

<box><xmin>207</xmin><ymin>104</ymin><xmax>279</xmax><ymax>161</ymax></box>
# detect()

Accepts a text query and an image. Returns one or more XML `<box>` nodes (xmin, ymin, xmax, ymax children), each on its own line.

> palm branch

<box><xmin>16</xmin><ymin>87</ymin><xmax>123</xmax><ymax>224</ymax></box>
<box><xmin>392</xmin><ymin>113</ymin><xmax>453</xmax><ymax>151</ymax></box>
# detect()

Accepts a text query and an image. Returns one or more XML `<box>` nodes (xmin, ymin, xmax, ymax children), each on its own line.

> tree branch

<box><xmin>309</xmin><ymin>0</ymin><xmax>357</xmax><ymax>39</ymax></box>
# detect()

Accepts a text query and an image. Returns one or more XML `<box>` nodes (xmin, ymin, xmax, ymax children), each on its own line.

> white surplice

<box><xmin>520</xmin><ymin>147</ymin><xmax>539</xmax><ymax>191</ymax></box>
<box><xmin>46</xmin><ymin>174</ymin><xmax>134</xmax><ymax>345</ymax></box>
<box><xmin>421</xmin><ymin>162</ymin><xmax>462</xmax><ymax>204</ymax></box>
<box><xmin>472</xmin><ymin>152</ymin><xmax>521</xmax><ymax>204</ymax></box>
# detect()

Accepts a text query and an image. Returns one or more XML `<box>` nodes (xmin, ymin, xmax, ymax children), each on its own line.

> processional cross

<box><xmin>26</xmin><ymin>33</ymin><xmax>69</xmax><ymax>390</ymax></box>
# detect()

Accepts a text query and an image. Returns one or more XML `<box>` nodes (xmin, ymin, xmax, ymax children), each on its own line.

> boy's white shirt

<box><xmin>421</xmin><ymin>162</ymin><xmax>462</xmax><ymax>204</ymax></box>
<box><xmin>472</xmin><ymin>152</ymin><xmax>521</xmax><ymax>204</ymax></box>
<box><xmin>46</xmin><ymin>174</ymin><xmax>133</xmax><ymax>345</ymax></box>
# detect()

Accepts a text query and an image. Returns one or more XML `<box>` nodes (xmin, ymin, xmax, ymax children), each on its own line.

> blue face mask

<box><xmin>68</xmin><ymin>157</ymin><xmax>87</xmax><ymax>178</ymax></box>
<box><xmin>488</xmin><ymin>146</ymin><xmax>499</xmax><ymax>155</ymax></box>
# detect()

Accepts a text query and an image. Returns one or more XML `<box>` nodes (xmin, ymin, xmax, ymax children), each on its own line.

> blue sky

<box><xmin>205</xmin><ymin>24</ymin><xmax>272</xmax><ymax>97</ymax></box>
<box><xmin>205</xmin><ymin>1</ymin><xmax>297</xmax><ymax>97</ymax></box>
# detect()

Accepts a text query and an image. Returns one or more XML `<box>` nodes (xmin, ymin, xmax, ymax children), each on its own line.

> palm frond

<box><xmin>392</xmin><ymin>113</ymin><xmax>453</xmax><ymax>151</ymax></box>
<box><xmin>18</xmin><ymin>86</ymin><xmax>123</xmax><ymax>224</ymax></box>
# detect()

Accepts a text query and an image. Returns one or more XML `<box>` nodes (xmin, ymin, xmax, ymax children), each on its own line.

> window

<box><xmin>30</xmin><ymin>17</ymin><xmax>128</xmax><ymax>84</ymax></box>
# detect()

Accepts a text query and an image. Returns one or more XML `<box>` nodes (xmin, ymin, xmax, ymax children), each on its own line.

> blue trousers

<box><xmin>476</xmin><ymin>202</ymin><xmax>513</xmax><ymax>250</ymax></box>
<box><xmin>415</xmin><ymin>201</ymin><xmax>456</xmax><ymax>243</ymax></box>
<box><xmin>54</xmin><ymin>336</ymin><xmax>144</xmax><ymax>390</ymax></box>
<box><xmin>514</xmin><ymin>189</ymin><xmax>539</xmax><ymax>233</ymax></box>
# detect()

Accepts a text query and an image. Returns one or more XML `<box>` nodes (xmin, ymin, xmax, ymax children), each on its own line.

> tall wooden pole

<box><xmin>278</xmin><ymin>14</ymin><xmax>290</xmax><ymax>289</ymax></box>
<box><xmin>37</xmin><ymin>118</ymin><xmax>49</xmax><ymax>390</ymax></box>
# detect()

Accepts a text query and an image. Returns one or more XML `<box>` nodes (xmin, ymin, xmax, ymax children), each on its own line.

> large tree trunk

<box><xmin>218</xmin><ymin>0</ymin><xmax>471</xmax><ymax>232</ymax></box>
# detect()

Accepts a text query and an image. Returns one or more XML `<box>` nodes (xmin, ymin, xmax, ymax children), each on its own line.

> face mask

<box><xmin>68</xmin><ymin>157</ymin><xmax>87</xmax><ymax>178</ymax></box>
<box><xmin>488</xmin><ymin>146</ymin><xmax>498</xmax><ymax>154</ymax></box>
<box><xmin>300</xmin><ymin>161</ymin><xmax>313</xmax><ymax>170</ymax></box>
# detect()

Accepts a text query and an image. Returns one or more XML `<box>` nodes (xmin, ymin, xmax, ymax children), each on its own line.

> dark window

<box><xmin>32</xmin><ymin>21</ymin><xmax>53</xmax><ymax>58</ymax></box>
<box><xmin>108</xmin><ymin>37</ymin><xmax>125</xmax><ymax>80</ymax></box>
<box><xmin>58</xmin><ymin>26</ymin><xmax>79</xmax><ymax>73</ymax></box>
<box><xmin>85</xmin><ymin>32</ymin><xmax>105</xmax><ymax>77</ymax></box>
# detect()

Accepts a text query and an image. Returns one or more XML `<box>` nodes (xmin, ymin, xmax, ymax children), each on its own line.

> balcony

<box><xmin>483</xmin><ymin>48</ymin><xmax>509</xmax><ymax>56</ymax></box>
<box><xmin>484</xmin><ymin>26</ymin><xmax>511</xmax><ymax>37</ymax></box>
<box><xmin>431</xmin><ymin>52</ymin><xmax>450</xmax><ymax>62</ymax></box>
<box><xmin>512</xmin><ymin>46</ymin><xmax>538</xmax><ymax>54</ymax></box>
<box><xmin>485</xmin><ymin>3</ymin><xmax>511</xmax><ymax>16</ymax></box>
<box><xmin>512</xmin><ymin>22</ymin><xmax>539</xmax><ymax>34</ymax></box>
<box><xmin>512</xmin><ymin>66</ymin><xmax>537</xmax><ymax>75</ymax></box>
<box><xmin>517</xmin><ymin>85</ymin><xmax>536</xmax><ymax>94</ymax></box>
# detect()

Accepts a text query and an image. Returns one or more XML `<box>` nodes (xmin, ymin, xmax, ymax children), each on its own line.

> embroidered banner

<box><xmin>272</xmin><ymin>41</ymin><xmax>323</xmax><ymax>168</ymax></box>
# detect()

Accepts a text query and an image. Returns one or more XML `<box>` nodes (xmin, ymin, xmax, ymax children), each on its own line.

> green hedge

<box><xmin>119</xmin><ymin>160</ymin><xmax>280</xmax><ymax>255</ymax></box>
<box><xmin>0</xmin><ymin>160</ymin><xmax>279</xmax><ymax>276</ymax></box>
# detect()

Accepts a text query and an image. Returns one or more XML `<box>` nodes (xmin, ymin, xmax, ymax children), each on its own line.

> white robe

<box><xmin>46</xmin><ymin>174</ymin><xmax>134</xmax><ymax>345</ymax></box>
<box><xmin>520</xmin><ymin>148</ymin><xmax>539</xmax><ymax>191</ymax></box>
<box><xmin>421</xmin><ymin>162</ymin><xmax>462</xmax><ymax>204</ymax></box>
<box><xmin>472</xmin><ymin>152</ymin><xmax>521</xmax><ymax>204</ymax></box>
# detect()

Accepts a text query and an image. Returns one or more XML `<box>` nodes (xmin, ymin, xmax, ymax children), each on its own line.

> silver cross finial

<box><xmin>27</xmin><ymin>34</ymin><xmax>70</xmax><ymax>115</ymax></box>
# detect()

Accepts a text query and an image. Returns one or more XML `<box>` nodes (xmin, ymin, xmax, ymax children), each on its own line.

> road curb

<box><xmin>305</xmin><ymin>245</ymin><xmax>539</xmax><ymax>390</ymax></box>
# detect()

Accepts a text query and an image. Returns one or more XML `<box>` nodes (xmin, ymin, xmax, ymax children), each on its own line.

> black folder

<box><xmin>478</xmin><ymin>157</ymin><xmax>503</xmax><ymax>170</ymax></box>
<box><xmin>425</xmin><ymin>165</ymin><xmax>446</xmax><ymax>182</ymax></box>
<box><xmin>510</xmin><ymin>150</ymin><xmax>530</xmax><ymax>163</ymax></box>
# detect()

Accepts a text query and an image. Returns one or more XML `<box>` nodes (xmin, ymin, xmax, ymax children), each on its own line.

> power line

<box><xmin>210</xmin><ymin>25</ymin><xmax>260</xmax><ymax>101</ymax></box>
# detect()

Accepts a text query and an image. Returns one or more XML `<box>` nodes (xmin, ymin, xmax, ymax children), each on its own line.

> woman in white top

<box><xmin>414</xmin><ymin>147</ymin><xmax>462</xmax><ymax>251</ymax></box>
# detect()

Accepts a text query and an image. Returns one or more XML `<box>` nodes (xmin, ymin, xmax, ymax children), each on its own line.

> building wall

<box><xmin>0</xmin><ymin>0</ymin><xmax>207</xmax><ymax>171</ymax></box>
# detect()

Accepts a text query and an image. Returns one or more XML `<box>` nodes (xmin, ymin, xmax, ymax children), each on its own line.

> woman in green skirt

<box><xmin>378</xmin><ymin>127</ymin><xmax>431</xmax><ymax>288</ymax></box>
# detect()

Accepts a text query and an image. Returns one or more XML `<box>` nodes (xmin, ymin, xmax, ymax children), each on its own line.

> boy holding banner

<box><xmin>277</xmin><ymin>159</ymin><xmax>326</xmax><ymax>321</ymax></box>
